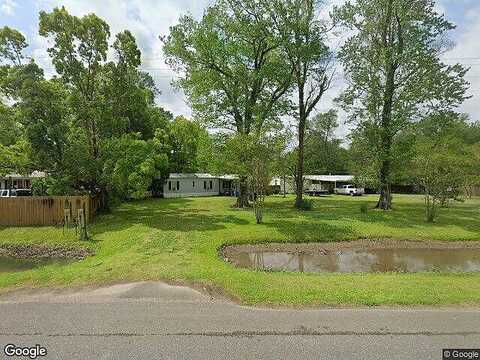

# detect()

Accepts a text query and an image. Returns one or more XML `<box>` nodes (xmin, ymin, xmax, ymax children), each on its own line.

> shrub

<box><xmin>31</xmin><ymin>177</ymin><xmax>76</xmax><ymax>196</ymax></box>
<box><xmin>31</xmin><ymin>178</ymin><xmax>48</xmax><ymax>196</ymax></box>
<box><xmin>297</xmin><ymin>199</ymin><xmax>313</xmax><ymax>211</ymax></box>
<box><xmin>360</xmin><ymin>203</ymin><xmax>368</xmax><ymax>214</ymax></box>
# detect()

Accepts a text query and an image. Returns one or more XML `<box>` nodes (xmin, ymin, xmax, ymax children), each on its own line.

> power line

<box><xmin>442</xmin><ymin>57</ymin><xmax>480</xmax><ymax>60</ymax></box>
<box><xmin>31</xmin><ymin>54</ymin><xmax>480</xmax><ymax>61</ymax></box>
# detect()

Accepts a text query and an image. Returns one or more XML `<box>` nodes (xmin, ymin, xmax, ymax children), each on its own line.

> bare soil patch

<box><xmin>0</xmin><ymin>244</ymin><xmax>94</xmax><ymax>260</ymax></box>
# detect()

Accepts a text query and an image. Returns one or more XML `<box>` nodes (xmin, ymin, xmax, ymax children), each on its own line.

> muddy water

<box><xmin>226</xmin><ymin>248</ymin><xmax>480</xmax><ymax>273</ymax></box>
<box><xmin>0</xmin><ymin>256</ymin><xmax>71</xmax><ymax>273</ymax></box>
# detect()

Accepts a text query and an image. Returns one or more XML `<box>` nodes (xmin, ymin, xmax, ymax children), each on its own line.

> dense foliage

<box><xmin>334</xmin><ymin>0</ymin><xmax>470</xmax><ymax>209</ymax></box>
<box><xmin>0</xmin><ymin>10</ymin><xmax>210</xmax><ymax>202</ymax></box>
<box><xmin>0</xmin><ymin>1</ymin><xmax>478</xmax><ymax>224</ymax></box>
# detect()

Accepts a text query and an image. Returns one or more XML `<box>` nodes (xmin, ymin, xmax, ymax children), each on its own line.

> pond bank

<box><xmin>222</xmin><ymin>239</ymin><xmax>480</xmax><ymax>257</ymax></box>
<box><xmin>222</xmin><ymin>239</ymin><xmax>480</xmax><ymax>274</ymax></box>
<box><xmin>0</xmin><ymin>244</ymin><xmax>94</xmax><ymax>260</ymax></box>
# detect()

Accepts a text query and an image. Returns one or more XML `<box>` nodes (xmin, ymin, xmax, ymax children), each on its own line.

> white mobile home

<box><xmin>0</xmin><ymin>171</ymin><xmax>46</xmax><ymax>190</ymax></box>
<box><xmin>162</xmin><ymin>173</ymin><xmax>219</xmax><ymax>198</ymax></box>
<box><xmin>159</xmin><ymin>173</ymin><xmax>357</xmax><ymax>198</ymax></box>
<box><xmin>160</xmin><ymin>173</ymin><xmax>239</xmax><ymax>198</ymax></box>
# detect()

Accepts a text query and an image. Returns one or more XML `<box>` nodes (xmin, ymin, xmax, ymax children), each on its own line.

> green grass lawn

<box><xmin>1</xmin><ymin>194</ymin><xmax>480</xmax><ymax>306</ymax></box>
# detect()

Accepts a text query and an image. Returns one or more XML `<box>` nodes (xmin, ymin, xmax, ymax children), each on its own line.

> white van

<box><xmin>335</xmin><ymin>184</ymin><xmax>365</xmax><ymax>196</ymax></box>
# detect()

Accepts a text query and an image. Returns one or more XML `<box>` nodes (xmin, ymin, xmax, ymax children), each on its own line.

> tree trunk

<box><xmin>236</xmin><ymin>175</ymin><xmax>249</xmax><ymax>208</ymax></box>
<box><xmin>99</xmin><ymin>187</ymin><xmax>110</xmax><ymax>212</ymax></box>
<box><xmin>376</xmin><ymin>143</ymin><xmax>392</xmax><ymax>210</ymax></box>
<box><xmin>465</xmin><ymin>185</ymin><xmax>472</xmax><ymax>199</ymax></box>
<box><xmin>295</xmin><ymin>89</ymin><xmax>306</xmax><ymax>209</ymax></box>
<box><xmin>254</xmin><ymin>206</ymin><xmax>263</xmax><ymax>224</ymax></box>
<box><xmin>375</xmin><ymin>0</ymin><xmax>396</xmax><ymax>211</ymax></box>
<box><xmin>376</xmin><ymin>69</ymin><xmax>396</xmax><ymax>210</ymax></box>
<box><xmin>376</xmin><ymin>145</ymin><xmax>393</xmax><ymax>209</ymax></box>
<box><xmin>377</xmin><ymin>181</ymin><xmax>392</xmax><ymax>210</ymax></box>
<box><xmin>78</xmin><ymin>206</ymin><xmax>88</xmax><ymax>241</ymax></box>
<box><xmin>425</xmin><ymin>194</ymin><xmax>436</xmax><ymax>223</ymax></box>
<box><xmin>376</xmin><ymin>112</ymin><xmax>393</xmax><ymax>209</ymax></box>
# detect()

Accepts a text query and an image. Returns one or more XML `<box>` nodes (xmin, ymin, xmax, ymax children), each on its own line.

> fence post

<box><xmin>78</xmin><ymin>203</ymin><xmax>88</xmax><ymax>240</ymax></box>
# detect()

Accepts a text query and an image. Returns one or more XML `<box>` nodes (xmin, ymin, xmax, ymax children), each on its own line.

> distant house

<box><xmin>0</xmin><ymin>171</ymin><xmax>45</xmax><ymax>190</ymax></box>
<box><xmin>270</xmin><ymin>175</ymin><xmax>357</xmax><ymax>195</ymax></box>
<box><xmin>157</xmin><ymin>173</ymin><xmax>361</xmax><ymax>198</ymax></box>
<box><xmin>268</xmin><ymin>177</ymin><xmax>282</xmax><ymax>194</ymax></box>
<box><xmin>159</xmin><ymin>173</ymin><xmax>239</xmax><ymax>198</ymax></box>
<box><xmin>304</xmin><ymin>175</ymin><xmax>355</xmax><ymax>193</ymax></box>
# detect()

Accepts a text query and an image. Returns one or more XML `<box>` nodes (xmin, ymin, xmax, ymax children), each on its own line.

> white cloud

<box><xmin>0</xmin><ymin>0</ymin><xmax>17</xmax><ymax>15</ymax></box>
<box><xmin>442</xmin><ymin>5</ymin><xmax>480</xmax><ymax>122</ymax></box>
<box><xmin>434</xmin><ymin>1</ymin><xmax>447</xmax><ymax>16</ymax></box>
<box><xmin>32</xmin><ymin>0</ymin><xmax>211</xmax><ymax>117</ymax></box>
<box><xmin>27</xmin><ymin>0</ymin><xmax>480</xmax><ymax>129</ymax></box>
<box><xmin>325</xmin><ymin>0</ymin><xmax>480</xmax><ymax>137</ymax></box>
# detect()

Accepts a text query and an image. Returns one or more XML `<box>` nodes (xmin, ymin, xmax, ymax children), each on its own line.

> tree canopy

<box><xmin>334</xmin><ymin>0</ymin><xmax>470</xmax><ymax>209</ymax></box>
<box><xmin>0</xmin><ymin>1</ymin><xmax>477</xmax><ymax>223</ymax></box>
<box><xmin>0</xmin><ymin>11</ymin><xmax>209</xmax><ymax>202</ymax></box>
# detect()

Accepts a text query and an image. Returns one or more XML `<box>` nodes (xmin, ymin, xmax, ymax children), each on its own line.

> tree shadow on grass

<box><xmin>90</xmin><ymin>197</ymin><xmax>250</xmax><ymax>236</ymax></box>
<box><xmin>263</xmin><ymin>218</ymin><xmax>356</xmax><ymax>243</ymax></box>
<box><xmin>352</xmin><ymin>203</ymin><xmax>480</xmax><ymax>234</ymax></box>
<box><xmin>266</xmin><ymin>195</ymin><xmax>480</xmax><ymax>236</ymax></box>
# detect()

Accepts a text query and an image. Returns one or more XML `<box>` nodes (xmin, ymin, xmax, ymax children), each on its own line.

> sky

<box><xmin>1</xmin><ymin>0</ymin><xmax>479</xmax><ymax>140</ymax></box>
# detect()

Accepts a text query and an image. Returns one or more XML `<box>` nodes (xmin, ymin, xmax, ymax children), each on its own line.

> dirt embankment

<box><xmin>0</xmin><ymin>244</ymin><xmax>94</xmax><ymax>260</ymax></box>
<box><xmin>222</xmin><ymin>239</ymin><xmax>480</xmax><ymax>257</ymax></box>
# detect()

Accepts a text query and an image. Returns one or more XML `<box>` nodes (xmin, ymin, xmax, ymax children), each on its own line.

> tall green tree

<box><xmin>0</xmin><ymin>141</ymin><xmax>31</xmax><ymax>176</ymax></box>
<box><xmin>168</xmin><ymin>116</ymin><xmax>207</xmax><ymax>173</ymax></box>
<box><xmin>102</xmin><ymin>134</ymin><xmax>169</xmax><ymax>200</ymax></box>
<box><xmin>18</xmin><ymin>79</ymin><xmax>70</xmax><ymax>176</ymax></box>
<box><xmin>0</xmin><ymin>103</ymin><xmax>21</xmax><ymax>146</ymax></box>
<box><xmin>334</xmin><ymin>0</ymin><xmax>469</xmax><ymax>209</ymax></box>
<box><xmin>414</xmin><ymin>111</ymin><xmax>480</xmax><ymax>199</ymax></box>
<box><xmin>0</xmin><ymin>26</ymin><xmax>27</xmax><ymax>66</ymax></box>
<box><xmin>269</xmin><ymin>0</ymin><xmax>333</xmax><ymax>208</ymax></box>
<box><xmin>38</xmin><ymin>8</ymin><xmax>170</xmax><ymax>203</ymax></box>
<box><xmin>101</xmin><ymin>30</ymin><xmax>160</xmax><ymax>139</ymax></box>
<box><xmin>39</xmin><ymin>7</ymin><xmax>111</xmax><ymax>194</ymax></box>
<box><xmin>466</xmin><ymin>143</ymin><xmax>480</xmax><ymax>198</ymax></box>
<box><xmin>412</xmin><ymin>130</ymin><xmax>469</xmax><ymax>222</ymax></box>
<box><xmin>304</xmin><ymin>110</ymin><xmax>350</xmax><ymax>174</ymax></box>
<box><xmin>245</xmin><ymin>133</ymin><xmax>282</xmax><ymax>224</ymax></box>
<box><xmin>162</xmin><ymin>0</ymin><xmax>293</xmax><ymax>207</ymax></box>
<box><xmin>0</xmin><ymin>26</ymin><xmax>35</xmax><ymax>175</ymax></box>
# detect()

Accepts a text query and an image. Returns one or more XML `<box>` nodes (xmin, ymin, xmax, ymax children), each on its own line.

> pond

<box><xmin>224</xmin><ymin>247</ymin><xmax>480</xmax><ymax>273</ymax></box>
<box><xmin>0</xmin><ymin>256</ymin><xmax>72</xmax><ymax>274</ymax></box>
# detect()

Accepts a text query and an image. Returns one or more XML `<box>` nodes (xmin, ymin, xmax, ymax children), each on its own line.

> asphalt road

<box><xmin>0</xmin><ymin>281</ymin><xmax>478</xmax><ymax>360</ymax></box>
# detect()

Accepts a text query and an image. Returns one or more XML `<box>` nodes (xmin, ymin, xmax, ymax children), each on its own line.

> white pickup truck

<box><xmin>335</xmin><ymin>184</ymin><xmax>365</xmax><ymax>196</ymax></box>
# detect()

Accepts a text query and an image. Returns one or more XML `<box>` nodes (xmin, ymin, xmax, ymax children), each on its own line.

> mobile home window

<box><xmin>192</xmin><ymin>181</ymin><xmax>195</xmax><ymax>188</ymax></box>
<box><xmin>168</xmin><ymin>181</ymin><xmax>171</xmax><ymax>190</ymax></box>
<box><xmin>209</xmin><ymin>180</ymin><xmax>213</xmax><ymax>190</ymax></box>
<box><xmin>204</xmin><ymin>181</ymin><xmax>207</xmax><ymax>190</ymax></box>
<box><xmin>177</xmin><ymin>181</ymin><xmax>180</xmax><ymax>190</ymax></box>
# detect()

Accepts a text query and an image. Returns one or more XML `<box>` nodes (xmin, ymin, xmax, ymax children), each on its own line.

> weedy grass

<box><xmin>1</xmin><ymin>194</ymin><xmax>479</xmax><ymax>306</ymax></box>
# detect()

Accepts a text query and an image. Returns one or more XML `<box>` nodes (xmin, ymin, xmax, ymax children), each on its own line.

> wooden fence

<box><xmin>0</xmin><ymin>196</ymin><xmax>100</xmax><ymax>226</ymax></box>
